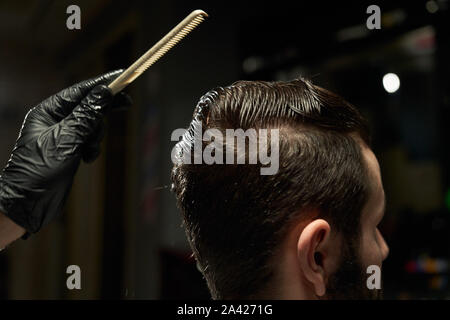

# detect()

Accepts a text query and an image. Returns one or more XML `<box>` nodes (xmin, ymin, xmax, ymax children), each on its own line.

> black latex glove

<box><xmin>0</xmin><ymin>70</ymin><xmax>132</xmax><ymax>235</ymax></box>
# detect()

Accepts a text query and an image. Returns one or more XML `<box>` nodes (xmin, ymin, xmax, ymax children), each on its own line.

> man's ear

<box><xmin>297</xmin><ymin>219</ymin><xmax>332</xmax><ymax>297</ymax></box>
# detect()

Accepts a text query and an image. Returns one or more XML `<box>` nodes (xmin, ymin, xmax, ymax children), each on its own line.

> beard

<box><xmin>323</xmin><ymin>238</ymin><xmax>383</xmax><ymax>300</ymax></box>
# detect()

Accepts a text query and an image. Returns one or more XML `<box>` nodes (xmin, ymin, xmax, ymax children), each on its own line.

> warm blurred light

<box><xmin>381</xmin><ymin>9</ymin><xmax>407</xmax><ymax>29</ymax></box>
<box><xmin>336</xmin><ymin>24</ymin><xmax>368</xmax><ymax>42</ymax></box>
<box><xmin>383</xmin><ymin>73</ymin><xmax>400</xmax><ymax>93</ymax></box>
<box><xmin>426</xmin><ymin>0</ymin><xmax>439</xmax><ymax>13</ymax></box>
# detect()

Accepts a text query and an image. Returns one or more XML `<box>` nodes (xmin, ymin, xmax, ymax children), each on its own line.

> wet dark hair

<box><xmin>171</xmin><ymin>78</ymin><xmax>371</xmax><ymax>299</ymax></box>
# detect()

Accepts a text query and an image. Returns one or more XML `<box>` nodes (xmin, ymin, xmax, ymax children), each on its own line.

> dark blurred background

<box><xmin>0</xmin><ymin>0</ymin><xmax>449</xmax><ymax>299</ymax></box>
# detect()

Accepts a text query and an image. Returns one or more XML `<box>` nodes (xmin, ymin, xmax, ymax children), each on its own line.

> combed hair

<box><xmin>171</xmin><ymin>78</ymin><xmax>371</xmax><ymax>299</ymax></box>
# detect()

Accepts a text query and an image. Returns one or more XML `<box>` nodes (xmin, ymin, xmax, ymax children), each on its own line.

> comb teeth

<box><xmin>108</xmin><ymin>10</ymin><xmax>208</xmax><ymax>94</ymax></box>
<box><xmin>134</xmin><ymin>15</ymin><xmax>205</xmax><ymax>74</ymax></box>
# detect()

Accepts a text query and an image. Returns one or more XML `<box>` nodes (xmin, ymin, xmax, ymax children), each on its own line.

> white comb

<box><xmin>108</xmin><ymin>9</ymin><xmax>208</xmax><ymax>95</ymax></box>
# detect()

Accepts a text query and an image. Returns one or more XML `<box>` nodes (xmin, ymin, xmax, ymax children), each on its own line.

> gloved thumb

<box><xmin>57</xmin><ymin>85</ymin><xmax>114</xmax><ymax>159</ymax></box>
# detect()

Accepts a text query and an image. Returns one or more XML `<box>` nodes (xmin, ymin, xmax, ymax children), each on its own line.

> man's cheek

<box><xmin>360</xmin><ymin>234</ymin><xmax>381</xmax><ymax>268</ymax></box>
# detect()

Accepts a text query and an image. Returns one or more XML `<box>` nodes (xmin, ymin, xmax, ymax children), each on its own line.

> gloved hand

<box><xmin>0</xmin><ymin>70</ymin><xmax>132</xmax><ymax>236</ymax></box>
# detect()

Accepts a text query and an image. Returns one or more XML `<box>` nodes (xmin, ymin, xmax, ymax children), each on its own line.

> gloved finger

<box><xmin>40</xmin><ymin>69</ymin><xmax>123</xmax><ymax>121</ymax></box>
<box><xmin>81</xmin><ymin>119</ymin><xmax>105</xmax><ymax>163</ymax></box>
<box><xmin>81</xmin><ymin>92</ymin><xmax>131</xmax><ymax>161</ymax></box>
<box><xmin>110</xmin><ymin>91</ymin><xmax>133</xmax><ymax>111</ymax></box>
<box><xmin>58</xmin><ymin>85</ymin><xmax>114</xmax><ymax>157</ymax></box>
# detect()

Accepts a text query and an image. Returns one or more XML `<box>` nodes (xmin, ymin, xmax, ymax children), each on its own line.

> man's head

<box><xmin>171</xmin><ymin>78</ymin><xmax>389</xmax><ymax>299</ymax></box>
